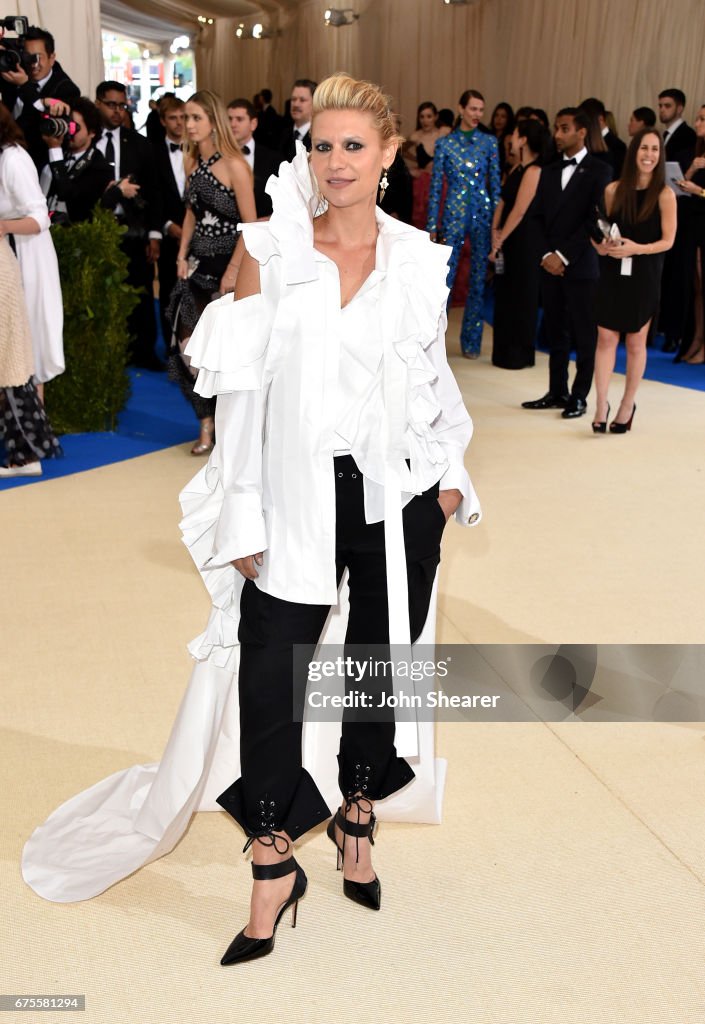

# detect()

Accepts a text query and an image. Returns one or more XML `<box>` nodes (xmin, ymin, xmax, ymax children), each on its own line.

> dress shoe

<box><xmin>609</xmin><ymin>403</ymin><xmax>636</xmax><ymax>433</ymax></box>
<box><xmin>0</xmin><ymin>461</ymin><xmax>42</xmax><ymax>477</ymax></box>
<box><xmin>521</xmin><ymin>392</ymin><xmax>570</xmax><ymax>410</ymax></box>
<box><xmin>561</xmin><ymin>396</ymin><xmax>587</xmax><ymax>418</ymax></box>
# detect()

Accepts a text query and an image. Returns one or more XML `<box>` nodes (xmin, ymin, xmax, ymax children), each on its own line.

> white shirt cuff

<box><xmin>208</xmin><ymin>491</ymin><xmax>268</xmax><ymax>566</ymax></box>
<box><xmin>439</xmin><ymin>462</ymin><xmax>481</xmax><ymax>526</ymax></box>
<box><xmin>48</xmin><ymin>149</ymin><xmax>64</xmax><ymax>163</ymax></box>
<box><xmin>555</xmin><ymin>250</ymin><xmax>569</xmax><ymax>266</ymax></box>
<box><xmin>148</xmin><ymin>231</ymin><xmax>162</xmax><ymax>240</ymax></box>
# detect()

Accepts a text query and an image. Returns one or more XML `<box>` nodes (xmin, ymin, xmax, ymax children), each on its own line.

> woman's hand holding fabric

<box><xmin>232</xmin><ymin>552</ymin><xmax>264</xmax><ymax>579</ymax></box>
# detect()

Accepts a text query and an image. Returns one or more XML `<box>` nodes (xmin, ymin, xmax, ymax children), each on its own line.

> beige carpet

<box><xmin>3</xmin><ymin>319</ymin><xmax>705</xmax><ymax>1023</ymax></box>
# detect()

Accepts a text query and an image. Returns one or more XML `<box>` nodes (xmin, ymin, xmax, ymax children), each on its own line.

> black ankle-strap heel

<box><xmin>326</xmin><ymin>796</ymin><xmax>381</xmax><ymax>911</ymax></box>
<box><xmin>220</xmin><ymin>839</ymin><xmax>307</xmax><ymax>966</ymax></box>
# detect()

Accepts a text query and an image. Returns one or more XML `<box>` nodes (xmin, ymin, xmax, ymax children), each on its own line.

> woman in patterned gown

<box><xmin>167</xmin><ymin>90</ymin><xmax>256</xmax><ymax>455</ymax></box>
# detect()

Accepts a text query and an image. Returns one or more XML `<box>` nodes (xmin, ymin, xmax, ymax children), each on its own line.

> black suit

<box><xmin>659</xmin><ymin>123</ymin><xmax>697</xmax><ymax>345</ymax></box>
<box><xmin>254</xmin><ymin>105</ymin><xmax>283</xmax><ymax>151</ymax></box>
<box><xmin>45</xmin><ymin>145</ymin><xmax>113</xmax><ymax>224</ymax></box>
<box><xmin>152</xmin><ymin>138</ymin><xmax>187</xmax><ymax>344</ymax></box>
<box><xmin>100</xmin><ymin>127</ymin><xmax>163</xmax><ymax>364</ymax></box>
<box><xmin>664</xmin><ymin>122</ymin><xmax>696</xmax><ymax>171</ymax></box>
<box><xmin>280</xmin><ymin>126</ymin><xmax>311</xmax><ymax>163</ymax></box>
<box><xmin>534</xmin><ymin>154</ymin><xmax>612</xmax><ymax>400</ymax></box>
<box><xmin>249</xmin><ymin>140</ymin><xmax>280</xmax><ymax>218</ymax></box>
<box><xmin>604</xmin><ymin>130</ymin><xmax>627</xmax><ymax>178</ymax></box>
<box><xmin>1</xmin><ymin>61</ymin><xmax>80</xmax><ymax>171</ymax></box>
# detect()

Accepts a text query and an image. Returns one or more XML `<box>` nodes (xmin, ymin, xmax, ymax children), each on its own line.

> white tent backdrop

<box><xmin>7</xmin><ymin>0</ymin><xmax>705</xmax><ymax>136</ymax></box>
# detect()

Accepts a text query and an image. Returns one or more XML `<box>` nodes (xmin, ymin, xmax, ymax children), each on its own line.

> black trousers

<box><xmin>216</xmin><ymin>456</ymin><xmax>446</xmax><ymax>842</ymax></box>
<box><xmin>157</xmin><ymin>236</ymin><xmax>179</xmax><ymax>347</ymax></box>
<box><xmin>541</xmin><ymin>273</ymin><xmax>597</xmax><ymax>400</ymax></box>
<box><xmin>122</xmin><ymin>234</ymin><xmax>157</xmax><ymax>365</ymax></box>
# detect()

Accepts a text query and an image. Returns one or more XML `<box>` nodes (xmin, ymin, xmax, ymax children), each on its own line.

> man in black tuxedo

<box><xmin>580</xmin><ymin>97</ymin><xmax>627</xmax><ymax>177</ymax></box>
<box><xmin>279</xmin><ymin>79</ymin><xmax>316</xmax><ymax>162</ymax></box>
<box><xmin>0</xmin><ymin>26</ymin><xmax>79</xmax><ymax>171</ymax></box>
<box><xmin>523</xmin><ymin>108</ymin><xmax>612</xmax><ymax>418</ymax></box>
<box><xmin>657</xmin><ymin>88</ymin><xmax>697</xmax><ymax>353</ymax></box>
<box><xmin>227</xmin><ymin>98</ymin><xmax>280</xmax><ymax>218</ymax></box>
<box><xmin>95</xmin><ymin>80</ymin><xmax>163</xmax><ymax>370</ymax></box>
<box><xmin>152</xmin><ymin>95</ymin><xmax>186</xmax><ymax>345</ymax></box>
<box><xmin>253</xmin><ymin>88</ymin><xmax>282</xmax><ymax>151</ymax></box>
<box><xmin>42</xmin><ymin>96</ymin><xmax>112</xmax><ymax>224</ymax></box>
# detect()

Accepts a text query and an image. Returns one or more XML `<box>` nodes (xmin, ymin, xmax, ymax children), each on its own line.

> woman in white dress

<box><xmin>22</xmin><ymin>75</ymin><xmax>481</xmax><ymax>965</ymax></box>
<box><xmin>0</xmin><ymin>103</ymin><xmax>64</xmax><ymax>394</ymax></box>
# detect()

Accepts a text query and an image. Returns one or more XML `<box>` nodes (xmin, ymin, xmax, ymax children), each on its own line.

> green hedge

<box><xmin>45</xmin><ymin>208</ymin><xmax>140</xmax><ymax>433</ymax></box>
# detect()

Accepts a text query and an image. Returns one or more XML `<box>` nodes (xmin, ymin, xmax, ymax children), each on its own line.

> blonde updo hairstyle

<box><xmin>185</xmin><ymin>89</ymin><xmax>246</xmax><ymax>165</ymax></box>
<box><xmin>312</xmin><ymin>72</ymin><xmax>404</xmax><ymax>157</ymax></box>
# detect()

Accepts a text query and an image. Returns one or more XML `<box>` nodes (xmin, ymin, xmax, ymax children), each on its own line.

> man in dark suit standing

<box><xmin>523</xmin><ymin>108</ymin><xmax>612</xmax><ymax>418</ymax></box>
<box><xmin>0</xmin><ymin>26</ymin><xmax>79</xmax><ymax>171</ymax></box>
<box><xmin>253</xmin><ymin>88</ymin><xmax>282</xmax><ymax>151</ymax></box>
<box><xmin>279</xmin><ymin>79</ymin><xmax>316</xmax><ymax>162</ymax></box>
<box><xmin>580</xmin><ymin>97</ymin><xmax>627</xmax><ymax>177</ymax></box>
<box><xmin>95</xmin><ymin>80</ymin><xmax>163</xmax><ymax>370</ymax></box>
<box><xmin>657</xmin><ymin>88</ymin><xmax>697</xmax><ymax>353</ymax></box>
<box><xmin>227</xmin><ymin>98</ymin><xmax>280</xmax><ymax>218</ymax></box>
<box><xmin>152</xmin><ymin>95</ymin><xmax>186</xmax><ymax>345</ymax></box>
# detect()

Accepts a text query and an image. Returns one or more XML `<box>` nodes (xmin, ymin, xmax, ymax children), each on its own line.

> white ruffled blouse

<box><xmin>182</xmin><ymin>144</ymin><xmax>481</xmax><ymax>654</ymax></box>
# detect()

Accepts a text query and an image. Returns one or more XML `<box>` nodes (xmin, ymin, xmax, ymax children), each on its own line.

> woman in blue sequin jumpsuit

<box><xmin>426</xmin><ymin>90</ymin><xmax>501</xmax><ymax>357</ymax></box>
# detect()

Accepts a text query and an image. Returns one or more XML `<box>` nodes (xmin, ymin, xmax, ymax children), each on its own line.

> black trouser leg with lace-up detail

<box><xmin>215</xmin><ymin>455</ymin><xmax>446</xmax><ymax>843</ymax></box>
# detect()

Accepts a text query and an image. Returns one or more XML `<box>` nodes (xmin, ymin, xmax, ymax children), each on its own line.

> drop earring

<box><xmin>379</xmin><ymin>168</ymin><xmax>389</xmax><ymax>202</ymax></box>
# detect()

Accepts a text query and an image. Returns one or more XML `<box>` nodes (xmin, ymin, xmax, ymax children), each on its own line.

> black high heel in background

<box><xmin>220</xmin><ymin>854</ymin><xmax>307</xmax><ymax>966</ymax></box>
<box><xmin>609</xmin><ymin>403</ymin><xmax>637</xmax><ymax>434</ymax></box>
<box><xmin>591</xmin><ymin>402</ymin><xmax>610</xmax><ymax>433</ymax></box>
<box><xmin>326</xmin><ymin>796</ymin><xmax>381</xmax><ymax>911</ymax></box>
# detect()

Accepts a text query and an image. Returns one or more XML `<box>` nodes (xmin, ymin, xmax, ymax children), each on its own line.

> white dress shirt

<box><xmin>293</xmin><ymin>121</ymin><xmax>311</xmax><ymax>142</ymax></box>
<box><xmin>183</xmin><ymin>147</ymin><xmax>480</xmax><ymax>650</ymax></box>
<box><xmin>561</xmin><ymin>145</ymin><xmax>588</xmax><ymax>190</ymax></box>
<box><xmin>166</xmin><ymin>136</ymin><xmax>186</xmax><ymax>197</ymax></box>
<box><xmin>96</xmin><ymin>127</ymin><xmax>120</xmax><ymax>176</ymax></box>
<box><xmin>240</xmin><ymin>135</ymin><xmax>255</xmax><ymax>171</ymax></box>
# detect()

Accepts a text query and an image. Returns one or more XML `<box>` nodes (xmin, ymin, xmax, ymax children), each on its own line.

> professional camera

<box><xmin>0</xmin><ymin>15</ymin><xmax>34</xmax><ymax>75</ymax></box>
<box><xmin>40</xmin><ymin>114</ymin><xmax>77</xmax><ymax>139</ymax></box>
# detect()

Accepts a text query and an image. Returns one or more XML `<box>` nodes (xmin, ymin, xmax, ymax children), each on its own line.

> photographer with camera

<box><xmin>95</xmin><ymin>80</ymin><xmax>163</xmax><ymax>371</ymax></box>
<box><xmin>0</xmin><ymin>25</ymin><xmax>79</xmax><ymax>172</ymax></box>
<box><xmin>41</xmin><ymin>97</ymin><xmax>112</xmax><ymax>225</ymax></box>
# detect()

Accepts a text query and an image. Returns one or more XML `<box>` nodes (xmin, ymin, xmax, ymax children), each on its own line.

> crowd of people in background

<box><xmin>1</xmin><ymin>20</ymin><xmax>704</xmax><ymax>475</ymax></box>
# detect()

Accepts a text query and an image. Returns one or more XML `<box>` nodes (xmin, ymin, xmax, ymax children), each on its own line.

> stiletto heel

<box><xmin>609</xmin><ymin>403</ymin><xmax>637</xmax><ymax>434</ymax></box>
<box><xmin>591</xmin><ymin>402</ymin><xmax>610</xmax><ymax>433</ymax></box>
<box><xmin>326</xmin><ymin>795</ymin><xmax>381</xmax><ymax>911</ymax></box>
<box><xmin>220</xmin><ymin>852</ymin><xmax>307</xmax><ymax>966</ymax></box>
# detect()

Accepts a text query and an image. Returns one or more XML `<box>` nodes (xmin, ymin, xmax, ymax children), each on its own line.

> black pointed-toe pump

<box><xmin>326</xmin><ymin>797</ymin><xmax>381</xmax><ymax>911</ymax></box>
<box><xmin>220</xmin><ymin>856</ymin><xmax>307</xmax><ymax>966</ymax></box>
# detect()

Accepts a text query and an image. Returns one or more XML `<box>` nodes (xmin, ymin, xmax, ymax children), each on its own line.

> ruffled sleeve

<box><xmin>393</xmin><ymin>234</ymin><xmax>482</xmax><ymax>527</ymax></box>
<box><xmin>184</xmin><ymin>292</ymin><xmax>272</xmax><ymax>398</ymax></box>
<box><xmin>1</xmin><ymin>145</ymin><xmax>50</xmax><ymax>231</ymax></box>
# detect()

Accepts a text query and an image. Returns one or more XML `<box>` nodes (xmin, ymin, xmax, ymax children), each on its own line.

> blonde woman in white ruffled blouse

<box><xmin>186</xmin><ymin>73</ymin><xmax>481</xmax><ymax>966</ymax></box>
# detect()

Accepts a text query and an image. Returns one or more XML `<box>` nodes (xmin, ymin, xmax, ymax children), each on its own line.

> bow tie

<box><xmin>241</xmin><ymin>144</ymin><xmax>250</xmax><ymax>155</ymax></box>
<box><xmin>562</xmin><ymin>157</ymin><xmax>577</xmax><ymax>167</ymax></box>
<box><xmin>169</xmin><ymin>142</ymin><xmax>181</xmax><ymax>153</ymax></box>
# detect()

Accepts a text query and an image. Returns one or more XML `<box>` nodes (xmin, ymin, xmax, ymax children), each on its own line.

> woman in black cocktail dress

<box><xmin>591</xmin><ymin>129</ymin><xmax>677</xmax><ymax>433</ymax></box>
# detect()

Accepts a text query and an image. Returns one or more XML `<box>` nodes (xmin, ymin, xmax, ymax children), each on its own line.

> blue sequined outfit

<box><xmin>426</xmin><ymin>129</ymin><xmax>501</xmax><ymax>354</ymax></box>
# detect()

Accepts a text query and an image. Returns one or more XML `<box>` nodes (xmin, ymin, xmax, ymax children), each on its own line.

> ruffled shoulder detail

<box><xmin>239</xmin><ymin>221</ymin><xmax>279</xmax><ymax>266</ymax></box>
<box><xmin>178</xmin><ymin>463</ymin><xmax>243</xmax><ymax>671</ymax></box>
<box><xmin>184</xmin><ymin>292</ymin><xmax>272</xmax><ymax>397</ymax></box>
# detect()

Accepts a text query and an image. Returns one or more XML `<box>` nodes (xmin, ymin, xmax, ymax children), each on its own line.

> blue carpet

<box><xmin>481</xmin><ymin>287</ymin><xmax>705</xmax><ymax>392</ymax></box>
<box><xmin>2</xmin><ymin>296</ymin><xmax>703</xmax><ymax>491</ymax></box>
<box><xmin>1</xmin><ymin>308</ymin><xmax>197</xmax><ymax>491</ymax></box>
